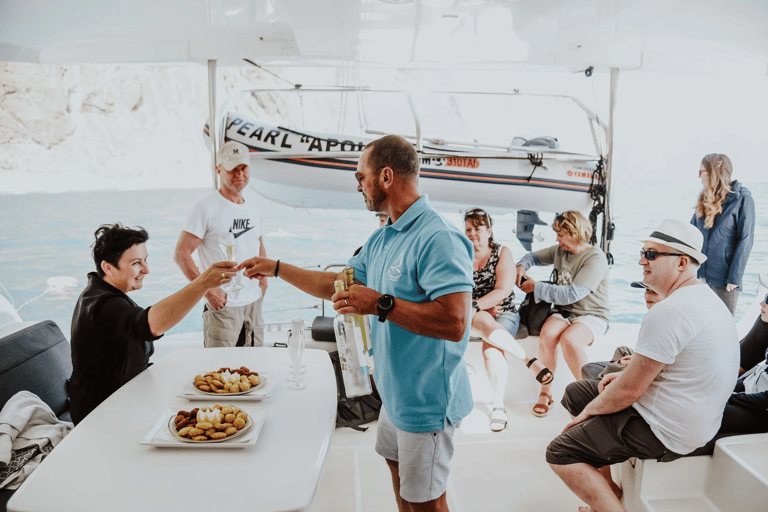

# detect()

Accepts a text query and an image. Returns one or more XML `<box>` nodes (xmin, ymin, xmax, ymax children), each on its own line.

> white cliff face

<box><xmin>0</xmin><ymin>61</ymin><xmax>298</xmax><ymax>193</ymax></box>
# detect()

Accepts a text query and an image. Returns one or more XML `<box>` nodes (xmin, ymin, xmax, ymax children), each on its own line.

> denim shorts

<box><xmin>374</xmin><ymin>406</ymin><xmax>459</xmax><ymax>503</ymax></box>
<box><xmin>496</xmin><ymin>310</ymin><xmax>521</xmax><ymax>337</ymax></box>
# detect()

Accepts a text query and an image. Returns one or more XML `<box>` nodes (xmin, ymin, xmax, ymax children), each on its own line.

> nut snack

<box><xmin>193</xmin><ymin>366</ymin><xmax>261</xmax><ymax>395</ymax></box>
<box><xmin>172</xmin><ymin>405</ymin><xmax>250</xmax><ymax>442</ymax></box>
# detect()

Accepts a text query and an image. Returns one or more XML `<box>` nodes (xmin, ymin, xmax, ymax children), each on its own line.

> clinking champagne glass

<box><xmin>287</xmin><ymin>320</ymin><xmax>306</xmax><ymax>391</ymax></box>
<box><xmin>289</xmin><ymin>320</ymin><xmax>307</xmax><ymax>375</ymax></box>
<box><xmin>218</xmin><ymin>232</ymin><xmax>243</xmax><ymax>292</ymax></box>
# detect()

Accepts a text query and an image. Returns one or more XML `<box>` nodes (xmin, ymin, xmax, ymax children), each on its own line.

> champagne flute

<box><xmin>218</xmin><ymin>232</ymin><xmax>243</xmax><ymax>291</ymax></box>
<box><xmin>287</xmin><ymin>320</ymin><xmax>306</xmax><ymax>391</ymax></box>
<box><xmin>289</xmin><ymin>320</ymin><xmax>307</xmax><ymax>375</ymax></box>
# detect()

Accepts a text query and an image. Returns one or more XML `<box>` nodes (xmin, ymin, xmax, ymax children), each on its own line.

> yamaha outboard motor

<box><xmin>516</xmin><ymin>210</ymin><xmax>548</xmax><ymax>251</ymax></box>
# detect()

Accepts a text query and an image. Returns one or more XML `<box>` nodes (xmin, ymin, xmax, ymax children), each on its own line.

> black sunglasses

<box><xmin>763</xmin><ymin>293</ymin><xmax>768</xmax><ymax>305</ymax></box>
<box><xmin>640</xmin><ymin>249</ymin><xmax>685</xmax><ymax>261</ymax></box>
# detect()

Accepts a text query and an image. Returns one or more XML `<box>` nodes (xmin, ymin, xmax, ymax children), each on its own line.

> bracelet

<box><xmin>274</xmin><ymin>260</ymin><xmax>280</xmax><ymax>278</ymax></box>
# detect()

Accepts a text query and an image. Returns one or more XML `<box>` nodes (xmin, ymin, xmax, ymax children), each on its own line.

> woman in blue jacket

<box><xmin>691</xmin><ymin>153</ymin><xmax>755</xmax><ymax>315</ymax></box>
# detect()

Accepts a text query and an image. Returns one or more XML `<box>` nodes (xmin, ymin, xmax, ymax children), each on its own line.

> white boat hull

<box><xmin>209</xmin><ymin>113</ymin><xmax>602</xmax><ymax>214</ymax></box>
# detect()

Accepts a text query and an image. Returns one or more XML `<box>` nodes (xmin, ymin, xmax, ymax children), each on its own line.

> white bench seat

<box><xmin>465</xmin><ymin>322</ymin><xmax>641</xmax><ymax>404</ymax></box>
<box><xmin>617</xmin><ymin>433</ymin><xmax>768</xmax><ymax>512</ymax></box>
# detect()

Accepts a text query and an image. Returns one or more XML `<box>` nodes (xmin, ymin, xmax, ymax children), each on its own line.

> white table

<box><xmin>8</xmin><ymin>347</ymin><xmax>337</xmax><ymax>512</ymax></box>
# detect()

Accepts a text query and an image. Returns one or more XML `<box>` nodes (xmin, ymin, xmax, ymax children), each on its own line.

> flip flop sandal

<box><xmin>526</xmin><ymin>357</ymin><xmax>554</xmax><ymax>385</ymax></box>
<box><xmin>490</xmin><ymin>407</ymin><xmax>507</xmax><ymax>432</ymax></box>
<box><xmin>532</xmin><ymin>392</ymin><xmax>554</xmax><ymax>418</ymax></box>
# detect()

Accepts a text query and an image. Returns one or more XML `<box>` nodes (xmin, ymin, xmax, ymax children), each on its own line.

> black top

<box><xmin>472</xmin><ymin>243</ymin><xmax>516</xmax><ymax>312</ymax></box>
<box><xmin>69</xmin><ymin>272</ymin><xmax>161</xmax><ymax>424</ymax></box>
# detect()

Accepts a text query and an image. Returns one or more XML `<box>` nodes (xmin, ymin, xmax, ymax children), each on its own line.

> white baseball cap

<box><xmin>217</xmin><ymin>141</ymin><xmax>250</xmax><ymax>171</ymax></box>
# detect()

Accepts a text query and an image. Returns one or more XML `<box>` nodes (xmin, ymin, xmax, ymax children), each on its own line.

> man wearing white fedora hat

<box><xmin>546</xmin><ymin>219</ymin><xmax>739</xmax><ymax>512</ymax></box>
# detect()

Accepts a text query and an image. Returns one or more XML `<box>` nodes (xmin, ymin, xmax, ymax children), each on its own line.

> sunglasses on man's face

<box><xmin>640</xmin><ymin>249</ymin><xmax>685</xmax><ymax>261</ymax></box>
<box><xmin>763</xmin><ymin>293</ymin><xmax>768</xmax><ymax>305</ymax></box>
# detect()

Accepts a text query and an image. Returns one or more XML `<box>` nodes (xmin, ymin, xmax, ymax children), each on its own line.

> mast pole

<box><xmin>208</xmin><ymin>59</ymin><xmax>219</xmax><ymax>190</ymax></box>
<box><xmin>602</xmin><ymin>68</ymin><xmax>618</xmax><ymax>255</ymax></box>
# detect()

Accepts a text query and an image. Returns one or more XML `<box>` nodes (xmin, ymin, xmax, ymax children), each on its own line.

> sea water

<box><xmin>1</xmin><ymin>182</ymin><xmax>765</xmax><ymax>339</ymax></box>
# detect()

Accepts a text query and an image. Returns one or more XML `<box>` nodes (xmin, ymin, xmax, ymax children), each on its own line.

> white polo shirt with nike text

<box><xmin>183</xmin><ymin>189</ymin><xmax>264</xmax><ymax>308</ymax></box>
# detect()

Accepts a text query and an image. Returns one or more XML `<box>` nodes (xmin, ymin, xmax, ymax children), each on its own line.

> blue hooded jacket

<box><xmin>690</xmin><ymin>180</ymin><xmax>755</xmax><ymax>288</ymax></box>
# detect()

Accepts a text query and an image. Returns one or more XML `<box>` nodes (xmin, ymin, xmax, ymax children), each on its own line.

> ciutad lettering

<box><xmin>446</xmin><ymin>157</ymin><xmax>480</xmax><ymax>169</ymax></box>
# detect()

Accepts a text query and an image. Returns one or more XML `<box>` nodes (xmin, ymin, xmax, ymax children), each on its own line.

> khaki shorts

<box><xmin>550</xmin><ymin>312</ymin><xmax>609</xmax><ymax>341</ymax></box>
<box><xmin>375</xmin><ymin>406</ymin><xmax>459</xmax><ymax>503</ymax></box>
<box><xmin>202</xmin><ymin>297</ymin><xmax>264</xmax><ymax>348</ymax></box>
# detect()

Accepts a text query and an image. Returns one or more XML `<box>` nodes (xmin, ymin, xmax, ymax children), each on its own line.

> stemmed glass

<box><xmin>287</xmin><ymin>319</ymin><xmax>306</xmax><ymax>391</ymax></box>
<box><xmin>218</xmin><ymin>232</ymin><xmax>242</xmax><ymax>292</ymax></box>
<box><xmin>289</xmin><ymin>321</ymin><xmax>307</xmax><ymax>376</ymax></box>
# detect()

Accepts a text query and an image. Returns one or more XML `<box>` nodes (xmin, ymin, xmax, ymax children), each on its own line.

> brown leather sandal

<box><xmin>526</xmin><ymin>357</ymin><xmax>554</xmax><ymax>385</ymax></box>
<box><xmin>532</xmin><ymin>392</ymin><xmax>554</xmax><ymax>418</ymax></box>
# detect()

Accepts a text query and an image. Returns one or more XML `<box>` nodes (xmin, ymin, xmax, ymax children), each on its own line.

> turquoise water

<box><xmin>1</xmin><ymin>182</ymin><xmax>765</xmax><ymax>339</ymax></box>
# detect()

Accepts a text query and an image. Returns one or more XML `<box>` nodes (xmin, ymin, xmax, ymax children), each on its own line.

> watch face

<box><xmin>377</xmin><ymin>294</ymin><xmax>394</xmax><ymax>322</ymax></box>
<box><xmin>379</xmin><ymin>294</ymin><xmax>394</xmax><ymax>310</ymax></box>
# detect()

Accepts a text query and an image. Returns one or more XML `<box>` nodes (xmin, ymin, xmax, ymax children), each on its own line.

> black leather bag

<box><xmin>329</xmin><ymin>350</ymin><xmax>381</xmax><ymax>431</ymax></box>
<box><xmin>518</xmin><ymin>293</ymin><xmax>552</xmax><ymax>336</ymax></box>
<box><xmin>518</xmin><ymin>269</ymin><xmax>558</xmax><ymax>336</ymax></box>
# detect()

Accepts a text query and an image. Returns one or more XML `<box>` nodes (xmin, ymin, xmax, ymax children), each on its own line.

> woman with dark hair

<box><xmin>69</xmin><ymin>223</ymin><xmax>235</xmax><ymax>424</ymax></box>
<box><xmin>465</xmin><ymin>208</ymin><xmax>552</xmax><ymax>432</ymax></box>
<box><xmin>516</xmin><ymin>211</ymin><xmax>610</xmax><ymax>417</ymax></box>
<box><xmin>691</xmin><ymin>153</ymin><xmax>755</xmax><ymax>316</ymax></box>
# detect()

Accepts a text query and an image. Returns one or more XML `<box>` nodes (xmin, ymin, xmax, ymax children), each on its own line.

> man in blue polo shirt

<box><xmin>238</xmin><ymin>134</ymin><xmax>474</xmax><ymax>511</ymax></box>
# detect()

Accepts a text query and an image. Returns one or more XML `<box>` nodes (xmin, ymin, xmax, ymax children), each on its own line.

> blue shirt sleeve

<box><xmin>517</xmin><ymin>252</ymin><xmax>540</xmax><ymax>271</ymax></box>
<box><xmin>418</xmin><ymin>230</ymin><xmax>474</xmax><ymax>301</ymax></box>
<box><xmin>348</xmin><ymin>244</ymin><xmax>368</xmax><ymax>286</ymax></box>
<box><xmin>534</xmin><ymin>282</ymin><xmax>591</xmax><ymax>305</ymax></box>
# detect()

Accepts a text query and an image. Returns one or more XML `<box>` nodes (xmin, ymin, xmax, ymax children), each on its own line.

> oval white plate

<box><xmin>169</xmin><ymin>412</ymin><xmax>253</xmax><ymax>443</ymax></box>
<box><xmin>192</xmin><ymin>375</ymin><xmax>267</xmax><ymax>396</ymax></box>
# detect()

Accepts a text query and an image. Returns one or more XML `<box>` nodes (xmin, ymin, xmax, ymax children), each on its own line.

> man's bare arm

<box><xmin>564</xmin><ymin>354</ymin><xmax>664</xmax><ymax>431</ymax></box>
<box><xmin>174</xmin><ymin>231</ymin><xmax>203</xmax><ymax>281</ymax></box>
<box><xmin>237</xmin><ymin>257</ymin><xmax>342</xmax><ymax>301</ymax></box>
<box><xmin>334</xmin><ymin>286</ymin><xmax>470</xmax><ymax>342</ymax></box>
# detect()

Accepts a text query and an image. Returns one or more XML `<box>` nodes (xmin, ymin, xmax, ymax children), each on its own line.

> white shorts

<box><xmin>550</xmin><ymin>312</ymin><xmax>609</xmax><ymax>342</ymax></box>
<box><xmin>374</xmin><ymin>406</ymin><xmax>459</xmax><ymax>503</ymax></box>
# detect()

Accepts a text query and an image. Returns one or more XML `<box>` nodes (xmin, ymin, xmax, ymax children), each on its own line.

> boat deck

<box><xmin>312</xmin><ymin>401</ymin><xmax>581</xmax><ymax>511</ymax></box>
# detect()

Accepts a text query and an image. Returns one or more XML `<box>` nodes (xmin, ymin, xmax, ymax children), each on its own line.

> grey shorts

<box><xmin>375</xmin><ymin>406</ymin><xmax>459</xmax><ymax>503</ymax></box>
<box><xmin>546</xmin><ymin>379</ymin><xmax>674</xmax><ymax>467</ymax></box>
<box><xmin>202</xmin><ymin>297</ymin><xmax>264</xmax><ymax>348</ymax></box>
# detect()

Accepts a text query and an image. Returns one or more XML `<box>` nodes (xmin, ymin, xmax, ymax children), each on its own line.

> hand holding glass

<box><xmin>218</xmin><ymin>233</ymin><xmax>243</xmax><ymax>291</ymax></box>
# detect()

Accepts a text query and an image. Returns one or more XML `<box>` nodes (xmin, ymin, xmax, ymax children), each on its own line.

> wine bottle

<box><xmin>342</xmin><ymin>267</ymin><xmax>375</xmax><ymax>374</ymax></box>
<box><xmin>333</xmin><ymin>269</ymin><xmax>372</xmax><ymax>398</ymax></box>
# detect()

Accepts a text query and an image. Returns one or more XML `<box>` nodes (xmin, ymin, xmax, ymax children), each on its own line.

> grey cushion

<box><xmin>0</xmin><ymin>320</ymin><xmax>72</xmax><ymax>417</ymax></box>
